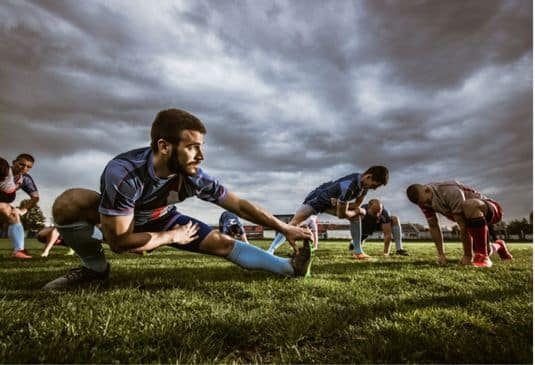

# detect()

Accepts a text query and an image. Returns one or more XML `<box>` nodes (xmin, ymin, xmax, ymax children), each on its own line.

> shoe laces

<box><xmin>64</xmin><ymin>267</ymin><xmax>89</xmax><ymax>280</ymax></box>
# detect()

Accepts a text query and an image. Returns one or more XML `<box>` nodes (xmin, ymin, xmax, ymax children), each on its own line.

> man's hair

<box><xmin>363</xmin><ymin>165</ymin><xmax>389</xmax><ymax>185</ymax></box>
<box><xmin>0</xmin><ymin>157</ymin><xmax>9</xmax><ymax>178</ymax></box>
<box><xmin>406</xmin><ymin>184</ymin><xmax>422</xmax><ymax>205</ymax></box>
<box><xmin>150</xmin><ymin>108</ymin><xmax>207</xmax><ymax>152</ymax></box>
<box><xmin>368</xmin><ymin>198</ymin><xmax>382</xmax><ymax>208</ymax></box>
<box><xmin>15</xmin><ymin>153</ymin><xmax>34</xmax><ymax>163</ymax></box>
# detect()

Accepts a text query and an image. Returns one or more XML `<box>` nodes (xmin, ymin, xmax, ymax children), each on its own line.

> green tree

<box><xmin>506</xmin><ymin>218</ymin><xmax>532</xmax><ymax>239</ymax></box>
<box><xmin>19</xmin><ymin>199</ymin><xmax>46</xmax><ymax>232</ymax></box>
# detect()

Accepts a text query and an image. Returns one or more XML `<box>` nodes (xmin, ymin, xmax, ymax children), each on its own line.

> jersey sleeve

<box><xmin>21</xmin><ymin>174</ymin><xmax>39</xmax><ymax>197</ymax></box>
<box><xmin>192</xmin><ymin>169</ymin><xmax>228</xmax><ymax>204</ymax></box>
<box><xmin>99</xmin><ymin>160</ymin><xmax>142</xmax><ymax>216</ymax></box>
<box><xmin>442</xmin><ymin>186</ymin><xmax>466</xmax><ymax>215</ymax></box>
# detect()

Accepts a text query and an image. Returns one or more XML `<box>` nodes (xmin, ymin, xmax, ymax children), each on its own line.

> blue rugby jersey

<box><xmin>218</xmin><ymin>210</ymin><xmax>245</xmax><ymax>236</ymax></box>
<box><xmin>99</xmin><ymin>147</ymin><xmax>227</xmax><ymax>227</ymax></box>
<box><xmin>316</xmin><ymin>173</ymin><xmax>367</xmax><ymax>203</ymax></box>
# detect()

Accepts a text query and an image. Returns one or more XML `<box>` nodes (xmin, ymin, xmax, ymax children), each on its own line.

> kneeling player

<box><xmin>406</xmin><ymin>181</ymin><xmax>512</xmax><ymax>267</ymax></box>
<box><xmin>0</xmin><ymin>154</ymin><xmax>39</xmax><ymax>259</ymax></box>
<box><xmin>267</xmin><ymin>166</ymin><xmax>389</xmax><ymax>258</ymax></box>
<box><xmin>43</xmin><ymin>109</ymin><xmax>313</xmax><ymax>290</ymax></box>
<box><xmin>348</xmin><ymin>199</ymin><xmax>409</xmax><ymax>260</ymax></box>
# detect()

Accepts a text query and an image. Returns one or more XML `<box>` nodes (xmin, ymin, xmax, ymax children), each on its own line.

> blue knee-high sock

<box><xmin>8</xmin><ymin>223</ymin><xmax>25</xmax><ymax>251</ymax></box>
<box><xmin>350</xmin><ymin>218</ymin><xmax>364</xmax><ymax>254</ymax></box>
<box><xmin>227</xmin><ymin>240</ymin><xmax>294</xmax><ymax>276</ymax></box>
<box><xmin>57</xmin><ymin>222</ymin><xmax>108</xmax><ymax>272</ymax></box>
<box><xmin>393</xmin><ymin>223</ymin><xmax>403</xmax><ymax>250</ymax></box>
<box><xmin>267</xmin><ymin>232</ymin><xmax>286</xmax><ymax>254</ymax></box>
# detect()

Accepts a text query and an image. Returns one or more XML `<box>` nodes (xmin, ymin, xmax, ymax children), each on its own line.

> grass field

<box><xmin>0</xmin><ymin>239</ymin><xmax>532</xmax><ymax>364</ymax></box>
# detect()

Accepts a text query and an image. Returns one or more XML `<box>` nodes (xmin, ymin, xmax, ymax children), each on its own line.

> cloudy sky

<box><xmin>0</xmin><ymin>0</ymin><xmax>532</xmax><ymax>227</ymax></box>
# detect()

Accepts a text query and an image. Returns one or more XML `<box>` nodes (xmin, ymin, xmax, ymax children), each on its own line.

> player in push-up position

<box><xmin>266</xmin><ymin>166</ymin><xmax>389</xmax><ymax>258</ymax></box>
<box><xmin>348</xmin><ymin>199</ymin><xmax>409</xmax><ymax>259</ymax></box>
<box><xmin>406</xmin><ymin>181</ymin><xmax>512</xmax><ymax>267</ymax></box>
<box><xmin>0</xmin><ymin>154</ymin><xmax>39</xmax><ymax>259</ymax></box>
<box><xmin>43</xmin><ymin>108</ymin><xmax>313</xmax><ymax>290</ymax></box>
<box><xmin>219</xmin><ymin>210</ymin><xmax>249</xmax><ymax>243</ymax></box>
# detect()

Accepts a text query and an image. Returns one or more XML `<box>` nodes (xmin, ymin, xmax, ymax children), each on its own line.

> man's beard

<box><xmin>167</xmin><ymin>146</ymin><xmax>184</xmax><ymax>174</ymax></box>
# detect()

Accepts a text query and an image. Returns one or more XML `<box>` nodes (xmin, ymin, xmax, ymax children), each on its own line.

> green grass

<box><xmin>0</xmin><ymin>239</ymin><xmax>532</xmax><ymax>364</ymax></box>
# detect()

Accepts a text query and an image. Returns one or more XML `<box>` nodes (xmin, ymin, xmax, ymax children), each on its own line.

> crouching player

<box><xmin>348</xmin><ymin>199</ymin><xmax>409</xmax><ymax>259</ymax></box>
<box><xmin>406</xmin><ymin>181</ymin><xmax>512</xmax><ymax>267</ymax></box>
<box><xmin>266</xmin><ymin>166</ymin><xmax>389</xmax><ymax>259</ymax></box>
<box><xmin>0</xmin><ymin>154</ymin><xmax>39</xmax><ymax>259</ymax></box>
<box><xmin>43</xmin><ymin>108</ymin><xmax>313</xmax><ymax>290</ymax></box>
<box><xmin>219</xmin><ymin>210</ymin><xmax>249</xmax><ymax>243</ymax></box>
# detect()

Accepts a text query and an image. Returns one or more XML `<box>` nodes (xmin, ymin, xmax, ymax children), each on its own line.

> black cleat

<box><xmin>349</xmin><ymin>243</ymin><xmax>354</xmax><ymax>251</ymax></box>
<box><xmin>396</xmin><ymin>249</ymin><xmax>410</xmax><ymax>256</ymax></box>
<box><xmin>292</xmin><ymin>239</ymin><xmax>314</xmax><ymax>277</ymax></box>
<box><xmin>42</xmin><ymin>264</ymin><xmax>110</xmax><ymax>290</ymax></box>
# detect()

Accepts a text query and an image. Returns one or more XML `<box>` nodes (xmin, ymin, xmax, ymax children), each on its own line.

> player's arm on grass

<box><xmin>100</xmin><ymin>213</ymin><xmax>200</xmax><ymax>253</ymax></box>
<box><xmin>218</xmin><ymin>191</ymin><xmax>311</xmax><ymax>251</ymax></box>
<box><xmin>453</xmin><ymin>214</ymin><xmax>472</xmax><ymax>264</ymax></box>
<box><xmin>427</xmin><ymin>213</ymin><xmax>447</xmax><ymax>265</ymax></box>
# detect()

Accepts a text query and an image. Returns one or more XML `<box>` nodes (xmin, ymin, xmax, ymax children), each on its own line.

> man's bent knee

<box><xmin>199</xmin><ymin>231</ymin><xmax>235</xmax><ymax>256</ymax></box>
<box><xmin>52</xmin><ymin>188</ymin><xmax>101</xmax><ymax>225</ymax></box>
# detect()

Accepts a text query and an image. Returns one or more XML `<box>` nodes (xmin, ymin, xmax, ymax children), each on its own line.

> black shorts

<box><xmin>134</xmin><ymin>211</ymin><xmax>214</xmax><ymax>253</ymax></box>
<box><xmin>302</xmin><ymin>189</ymin><xmax>334</xmax><ymax>214</ymax></box>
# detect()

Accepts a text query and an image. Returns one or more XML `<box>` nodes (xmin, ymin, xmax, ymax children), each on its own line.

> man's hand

<box><xmin>282</xmin><ymin>224</ymin><xmax>312</xmax><ymax>253</ymax></box>
<box><xmin>436</xmin><ymin>253</ymin><xmax>447</xmax><ymax>266</ymax></box>
<box><xmin>169</xmin><ymin>221</ymin><xmax>200</xmax><ymax>245</ymax></box>
<box><xmin>459</xmin><ymin>255</ymin><xmax>473</xmax><ymax>266</ymax></box>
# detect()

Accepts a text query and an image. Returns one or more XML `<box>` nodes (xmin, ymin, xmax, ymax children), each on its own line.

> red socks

<box><xmin>467</xmin><ymin>217</ymin><xmax>488</xmax><ymax>256</ymax></box>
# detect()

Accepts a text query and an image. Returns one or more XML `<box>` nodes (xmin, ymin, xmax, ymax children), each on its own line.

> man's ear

<box><xmin>157</xmin><ymin>139</ymin><xmax>171</xmax><ymax>155</ymax></box>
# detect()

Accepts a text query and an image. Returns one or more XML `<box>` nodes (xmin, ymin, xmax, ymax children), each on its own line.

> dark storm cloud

<box><xmin>0</xmin><ymin>0</ymin><xmax>531</xmax><ymax>225</ymax></box>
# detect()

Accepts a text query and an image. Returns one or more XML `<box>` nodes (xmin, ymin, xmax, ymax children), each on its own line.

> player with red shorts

<box><xmin>406</xmin><ymin>181</ymin><xmax>512</xmax><ymax>267</ymax></box>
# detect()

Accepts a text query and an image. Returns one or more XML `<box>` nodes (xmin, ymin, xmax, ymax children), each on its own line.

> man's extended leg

<box><xmin>195</xmin><ymin>224</ymin><xmax>313</xmax><ymax>277</ymax></box>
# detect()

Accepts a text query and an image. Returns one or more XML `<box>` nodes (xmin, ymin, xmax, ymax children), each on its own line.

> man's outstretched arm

<box><xmin>218</xmin><ymin>191</ymin><xmax>311</xmax><ymax>251</ymax></box>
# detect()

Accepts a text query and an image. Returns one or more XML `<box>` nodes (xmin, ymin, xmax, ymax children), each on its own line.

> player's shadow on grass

<box><xmin>316</xmin><ymin>259</ymin><xmax>437</xmax><ymax>274</ymax></box>
<box><xmin>0</xmin><ymin>264</ymin><xmax>283</xmax><ymax>292</ymax></box>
